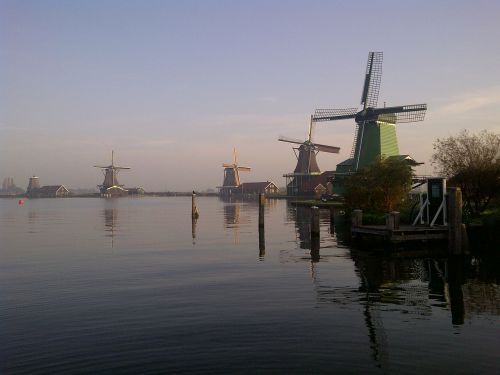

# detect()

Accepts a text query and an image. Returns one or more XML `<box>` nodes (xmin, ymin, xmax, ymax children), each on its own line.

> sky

<box><xmin>1</xmin><ymin>0</ymin><xmax>499</xmax><ymax>191</ymax></box>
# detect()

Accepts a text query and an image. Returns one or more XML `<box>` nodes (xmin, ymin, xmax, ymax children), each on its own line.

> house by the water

<box><xmin>26</xmin><ymin>177</ymin><xmax>70</xmax><ymax>198</ymax></box>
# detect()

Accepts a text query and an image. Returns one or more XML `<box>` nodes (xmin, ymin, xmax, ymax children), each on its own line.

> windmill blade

<box><xmin>94</xmin><ymin>165</ymin><xmax>111</xmax><ymax>168</ymax></box>
<box><xmin>113</xmin><ymin>166</ymin><xmax>131</xmax><ymax>170</ymax></box>
<box><xmin>312</xmin><ymin>143</ymin><xmax>341</xmax><ymax>153</ymax></box>
<box><xmin>373</xmin><ymin>104</ymin><xmax>427</xmax><ymax>123</ymax></box>
<box><xmin>312</xmin><ymin>108</ymin><xmax>358</xmax><ymax>122</ymax></box>
<box><xmin>237</xmin><ymin>166</ymin><xmax>251</xmax><ymax>171</ymax></box>
<box><xmin>278</xmin><ymin>135</ymin><xmax>304</xmax><ymax>145</ymax></box>
<box><xmin>222</xmin><ymin>163</ymin><xmax>235</xmax><ymax>168</ymax></box>
<box><xmin>360</xmin><ymin>52</ymin><xmax>383</xmax><ymax>109</ymax></box>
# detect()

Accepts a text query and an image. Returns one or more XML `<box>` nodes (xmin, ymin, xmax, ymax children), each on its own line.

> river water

<box><xmin>1</xmin><ymin>197</ymin><xmax>499</xmax><ymax>374</ymax></box>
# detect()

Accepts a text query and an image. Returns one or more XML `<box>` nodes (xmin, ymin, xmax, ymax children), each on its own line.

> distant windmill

<box><xmin>218</xmin><ymin>148</ymin><xmax>251</xmax><ymax>197</ymax></box>
<box><xmin>313</xmin><ymin>52</ymin><xmax>427</xmax><ymax>172</ymax></box>
<box><xmin>94</xmin><ymin>151</ymin><xmax>131</xmax><ymax>197</ymax></box>
<box><xmin>280</xmin><ymin>115</ymin><xmax>340</xmax><ymax>195</ymax></box>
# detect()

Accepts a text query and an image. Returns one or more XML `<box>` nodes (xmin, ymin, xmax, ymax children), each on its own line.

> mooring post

<box><xmin>191</xmin><ymin>216</ymin><xmax>197</xmax><ymax>243</ymax></box>
<box><xmin>351</xmin><ymin>209</ymin><xmax>362</xmax><ymax>227</ymax></box>
<box><xmin>258</xmin><ymin>226</ymin><xmax>265</xmax><ymax>257</ymax></box>
<box><xmin>258</xmin><ymin>193</ymin><xmax>265</xmax><ymax>228</ymax></box>
<box><xmin>192</xmin><ymin>191</ymin><xmax>199</xmax><ymax>219</ymax></box>
<box><xmin>386</xmin><ymin>211</ymin><xmax>400</xmax><ymax>230</ymax></box>
<box><xmin>311</xmin><ymin>206</ymin><xmax>320</xmax><ymax>238</ymax></box>
<box><xmin>447</xmin><ymin>187</ymin><xmax>462</xmax><ymax>255</ymax></box>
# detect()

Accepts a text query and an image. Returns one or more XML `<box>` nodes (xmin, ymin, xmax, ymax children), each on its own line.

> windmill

<box><xmin>279</xmin><ymin>115</ymin><xmax>340</xmax><ymax>196</ymax></box>
<box><xmin>94</xmin><ymin>151</ymin><xmax>131</xmax><ymax>197</ymax></box>
<box><xmin>218</xmin><ymin>148</ymin><xmax>251</xmax><ymax>197</ymax></box>
<box><xmin>313</xmin><ymin>52</ymin><xmax>427</xmax><ymax>173</ymax></box>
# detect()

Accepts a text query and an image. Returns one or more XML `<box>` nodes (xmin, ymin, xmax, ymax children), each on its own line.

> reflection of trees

<box><xmin>311</xmin><ymin>250</ymin><xmax>500</xmax><ymax>368</ymax></box>
<box><xmin>281</xmin><ymin>204</ymin><xmax>500</xmax><ymax>368</ymax></box>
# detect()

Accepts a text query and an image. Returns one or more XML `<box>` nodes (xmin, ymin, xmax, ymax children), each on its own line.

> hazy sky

<box><xmin>2</xmin><ymin>0</ymin><xmax>499</xmax><ymax>191</ymax></box>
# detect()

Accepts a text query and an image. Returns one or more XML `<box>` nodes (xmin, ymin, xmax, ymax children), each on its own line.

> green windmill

<box><xmin>313</xmin><ymin>52</ymin><xmax>427</xmax><ymax>174</ymax></box>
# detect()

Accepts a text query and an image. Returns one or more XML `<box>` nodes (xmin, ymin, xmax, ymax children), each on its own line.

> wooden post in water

<box><xmin>311</xmin><ymin>206</ymin><xmax>320</xmax><ymax>238</ymax></box>
<box><xmin>192</xmin><ymin>191</ymin><xmax>199</xmax><ymax>219</ymax></box>
<box><xmin>447</xmin><ymin>187</ymin><xmax>462</xmax><ymax>255</ymax></box>
<box><xmin>446</xmin><ymin>257</ymin><xmax>465</xmax><ymax>325</ymax></box>
<box><xmin>310</xmin><ymin>236</ymin><xmax>320</xmax><ymax>262</ymax></box>
<box><xmin>258</xmin><ymin>226</ymin><xmax>265</xmax><ymax>257</ymax></box>
<box><xmin>258</xmin><ymin>193</ymin><xmax>265</xmax><ymax>228</ymax></box>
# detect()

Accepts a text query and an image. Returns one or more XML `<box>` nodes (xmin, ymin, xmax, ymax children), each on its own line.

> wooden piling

<box><xmin>258</xmin><ymin>193</ymin><xmax>265</xmax><ymax>228</ymax></box>
<box><xmin>258</xmin><ymin>226</ymin><xmax>265</xmax><ymax>257</ymax></box>
<box><xmin>447</xmin><ymin>187</ymin><xmax>462</xmax><ymax>255</ymax></box>
<box><xmin>446</xmin><ymin>257</ymin><xmax>465</xmax><ymax>325</ymax></box>
<box><xmin>311</xmin><ymin>206</ymin><xmax>320</xmax><ymax>238</ymax></box>
<box><xmin>192</xmin><ymin>191</ymin><xmax>199</xmax><ymax>219</ymax></box>
<box><xmin>310</xmin><ymin>236</ymin><xmax>320</xmax><ymax>262</ymax></box>
<box><xmin>385</xmin><ymin>211</ymin><xmax>400</xmax><ymax>231</ymax></box>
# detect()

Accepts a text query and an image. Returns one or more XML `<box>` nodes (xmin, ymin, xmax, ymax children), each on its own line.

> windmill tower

<box><xmin>26</xmin><ymin>176</ymin><xmax>41</xmax><ymax>197</ymax></box>
<box><xmin>94</xmin><ymin>151</ymin><xmax>131</xmax><ymax>197</ymax></box>
<box><xmin>313</xmin><ymin>52</ymin><xmax>427</xmax><ymax>175</ymax></box>
<box><xmin>218</xmin><ymin>148</ymin><xmax>251</xmax><ymax>197</ymax></box>
<box><xmin>280</xmin><ymin>116</ymin><xmax>340</xmax><ymax>196</ymax></box>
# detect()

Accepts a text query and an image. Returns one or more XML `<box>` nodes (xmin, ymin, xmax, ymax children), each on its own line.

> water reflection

<box><xmin>258</xmin><ymin>226</ymin><xmax>265</xmax><ymax>258</ymax></box>
<box><xmin>287</xmin><ymin>205</ymin><xmax>312</xmax><ymax>250</ymax></box>
<box><xmin>192</xmin><ymin>216</ymin><xmax>198</xmax><ymax>245</ymax></box>
<box><xmin>103</xmin><ymin>207</ymin><xmax>118</xmax><ymax>247</ymax></box>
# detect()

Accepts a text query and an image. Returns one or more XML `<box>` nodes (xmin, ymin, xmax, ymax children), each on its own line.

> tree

<box><xmin>431</xmin><ymin>129</ymin><xmax>500</xmax><ymax>217</ymax></box>
<box><xmin>344</xmin><ymin>158</ymin><xmax>413</xmax><ymax>212</ymax></box>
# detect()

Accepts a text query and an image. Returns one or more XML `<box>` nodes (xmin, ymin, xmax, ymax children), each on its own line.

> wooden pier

<box><xmin>350</xmin><ymin>188</ymin><xmax>468</xmax><ymax>254</ymax></box>
<box><xmin>352</xmin><ymin>224</ymin><xmax>448</xmax><ymax>242</ymax></box>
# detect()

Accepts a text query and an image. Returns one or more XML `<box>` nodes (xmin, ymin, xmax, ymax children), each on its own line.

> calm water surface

<box><xmin>1</xmin><ymin>197</ymin><xmax>499</xmax><ymax>374</ymax></box>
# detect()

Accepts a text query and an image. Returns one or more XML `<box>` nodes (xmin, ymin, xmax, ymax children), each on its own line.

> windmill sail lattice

<box><xmin>94</xmin><ymin>151</ymin><xmax>131</xmax><ymax>197</ymax></box>
<box><xmin>312</xmin><ymin>52</ymin><xmax>427</xmax><ymax>171</ymax></box>
<box><xmin>280</xmin><ymin>116</ymin><xmax>340</xmax><ymax>195</ymax></box>
<box><xmin>219</xmin><ymin>148</ymin><xmax>251</xmax><ymax>196</ymax></box>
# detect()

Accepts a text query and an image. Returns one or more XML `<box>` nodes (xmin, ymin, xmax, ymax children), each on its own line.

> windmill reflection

<box><xmin>286</xmin><ymin>203</ymin><xmax>323</xmax><ymax>262</ymax></box>
<box><xmin>103</xmin><ymin>207</ymin><xmax>118</xmax><ymax>247</ymax></box>
<box><xmin>223</xmin><ymin>200</ymin><xmax>241</xmax><ymax>245</ymax></box>
<box><xmin>287</xmin><ymin>204</ymin><xmax>312</xmax><ymax>250</ymax></box>
<box><xmin>283</xmin><ymin>203</ymin><xmax>499</xmax><ymax>367</ymax></box>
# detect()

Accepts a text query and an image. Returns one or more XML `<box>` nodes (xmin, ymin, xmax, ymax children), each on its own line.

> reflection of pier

<box><xmin>309</xmin><ymin>250</ymin><xmax>499</xmax><ymax>368</ymax></box>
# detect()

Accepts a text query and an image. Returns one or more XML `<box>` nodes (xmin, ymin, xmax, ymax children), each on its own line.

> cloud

<box><xmin>436</xmin><ymin>86</ymin><xmax>500</xmax><ymax>116</ymax></box>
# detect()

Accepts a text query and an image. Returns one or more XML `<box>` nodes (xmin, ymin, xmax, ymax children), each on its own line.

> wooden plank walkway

<box><xmin>352</xmin><ymin>225</ymin><xmax>448</xmax><ymax>242</ymax></box>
